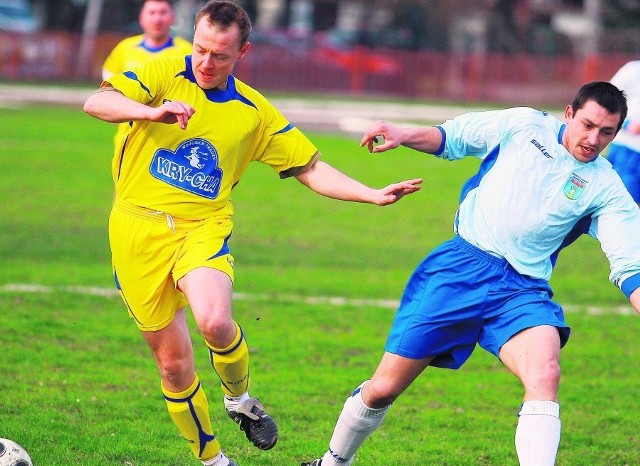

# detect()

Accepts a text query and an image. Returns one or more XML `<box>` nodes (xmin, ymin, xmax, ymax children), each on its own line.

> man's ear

<box><xmin>564</xmin><ymin>105</ymin><xmax>573</xmax><ymax>122</ymax></box>
<box><xmin>239</xmin><ymin>41</ymin><xmax>251</xmax><ymax>59</ymax></box>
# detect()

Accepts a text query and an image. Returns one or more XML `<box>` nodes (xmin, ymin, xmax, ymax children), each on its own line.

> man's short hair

<box><xmin>572</xmin><ymin>81</ymin><xmax>628</xmax><ymax>131</ymax></box>
<box><xmin>195</xmin><ymin>1</ymin><xmax>252</xmax><ymax>48</ymax></box>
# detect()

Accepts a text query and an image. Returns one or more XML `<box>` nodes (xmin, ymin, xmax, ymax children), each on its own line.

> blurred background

<box><xmin>1</xmin><ymin>0</ymin><xmax>639</xmax><ymax>106</ymax></box>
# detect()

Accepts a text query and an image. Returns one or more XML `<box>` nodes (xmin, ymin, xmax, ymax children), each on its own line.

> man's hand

<box><xmin>360</xmin><ymin>120</ymin><xmax>442</xmax><ymax>155</ymax></box>
<box><xmin>360</xmin><ymin>121</ymin><xmax>405</xmax><ymax>153</ymax></box>
<box><xmin>84</xmin><ymin>88</ymin><xmax>195</xmax><ymax>128</ymax></box>
<box><xmin>295</xmin><ymin>159</ymin><xmax>422</xmax><ymax>206</ymax></box>
<box><xmin>150</xmin><ymin>100</ymin><xmax>196</xmax><ymax>130</ymax></box>
<box><xmin>373</xmin><ymin>178</ymin><xmax>423</xmax><ymax>206</ymax></box>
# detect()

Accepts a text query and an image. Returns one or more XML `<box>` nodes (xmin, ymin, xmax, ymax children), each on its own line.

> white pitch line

<box><xmin>0</xmin><ymin>283</ymin><xmax>634</xmax><ymax>315</ymax></box>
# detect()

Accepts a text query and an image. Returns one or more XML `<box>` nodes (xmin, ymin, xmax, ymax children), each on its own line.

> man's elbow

<box><xmin>83</xmin><ymin>96</ymin><xmax>101</xmax><ymax>117</ymax></box>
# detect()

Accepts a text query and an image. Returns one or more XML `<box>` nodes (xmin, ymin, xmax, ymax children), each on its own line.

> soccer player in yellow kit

<box><xmin>84</xmin><ymin>2</ymin><xmax>422</xmax><ymax>465</ymax></box>
<box><xmin>102</xmin><ymin>0</ymin><xmax>192</xmax><ymax>80</ymax></box>
<box><xmin>102</xmin><ymin>0</ymin><xmax>192</xmax><ymax>147</ymax></box>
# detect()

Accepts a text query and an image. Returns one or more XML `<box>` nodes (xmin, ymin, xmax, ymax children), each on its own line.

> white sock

<box><xmin>201</xmin><ymin>451</ymin><xmax>232</xmax><ymax>466</ymax></box>
<box><xmin>515</xmin><ymin>400</ymin><xmax>561</xmax><ymax>466</ymax></box>
<box><xmin>223</xmin><ymin>391</ymin><xmax>250</xmax><ymax>412</ymax></box>
<box><xmin>321</xmin><ymin>381</ymin><xmax>391</xmax><ymax>466</ymax></box>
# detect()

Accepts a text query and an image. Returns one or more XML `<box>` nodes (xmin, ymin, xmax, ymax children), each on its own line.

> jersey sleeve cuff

<box><xmin>279</xmin><ymin>151</ymin><xmax>319</xmax><ymax>179</ymax></box>
<box><xmin>433</xmin><ymin>126</ymin><xmax>446</xmax><ymax>156</ymax></box>
<box><xmin>621</xmin><ymin>272</ymin><xmax>640</xmax><ymax>299</ymax></box>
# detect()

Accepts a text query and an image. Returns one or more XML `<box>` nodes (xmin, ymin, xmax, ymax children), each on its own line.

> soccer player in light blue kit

<box><xmin>608</xmin><ymin>60</ymin><xmax>640</xmax><ymax>205</ymax></box>
<box><xmin>302</xmin><ymin>81</ymin><xmax>640</xmax><ymax>466</ymax></box>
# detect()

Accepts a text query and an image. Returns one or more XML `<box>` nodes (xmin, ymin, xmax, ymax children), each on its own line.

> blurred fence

<box><xmin>0</xmin><ymin>30</ymin><xmax>635</xmax><ymax>106</ymax></box>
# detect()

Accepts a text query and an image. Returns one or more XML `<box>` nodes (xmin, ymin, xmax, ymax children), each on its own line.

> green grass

<box><xmin>0</xmin><ymin>104</ymin><xmax>638</xmax><ymax>465</ymax></box>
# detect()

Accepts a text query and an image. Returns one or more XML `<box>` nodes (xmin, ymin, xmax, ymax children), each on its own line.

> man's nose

<box><xmin>202</xmin><ymin>55</ymin><xmax>214</xmax><ymax>68</ymax></box>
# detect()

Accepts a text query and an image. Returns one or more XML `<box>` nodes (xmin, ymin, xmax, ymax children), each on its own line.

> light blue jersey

<box><xmin>435</xmin><ymin>107</ymin><xmax>640</xmax><ymax>297</ymax></box>
<box><xmin>608</xmin><ymin>60</ymin><xmax>640</xmax><ymax>202</ymax></box>
<box><xmin>610</xmin><ymin>60</ymin><xmax>640</xmax><ymax>153</ymax></box>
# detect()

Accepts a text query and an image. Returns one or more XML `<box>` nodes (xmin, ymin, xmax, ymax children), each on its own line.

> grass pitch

<box><xmin>0</xmin><ymin>104</ymin><xmax>638</xmax><ymax>465</ymax></box>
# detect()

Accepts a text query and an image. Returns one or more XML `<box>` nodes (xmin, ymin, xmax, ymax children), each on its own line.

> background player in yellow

<box><xmin>83</xmin><ymin>1</ymin><xmax>423</xmax><ymax>465</ymax></box>
<box><xmin>102</xmin><ymin>0</ymin><xmax>192</xmax><ymax>148</ymax></box>
<box><xmin>102</xmin><ymin>0</ymin><xmax>191</xmax><ymax>80</ymax></box>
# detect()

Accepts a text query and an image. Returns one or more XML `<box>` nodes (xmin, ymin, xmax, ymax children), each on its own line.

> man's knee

<box><xmin>156</xmin><ymin>351</ymin><xmax>194</xmax><ymax>387</ymax></box>
<box><xmin>198</xmin><ymin>313</ymin><xmax>236</xmax><ymax>347</ymax></box>
<box><xmin>363</xmin><ymin>379</ymin><xmax>401</xmax><ymax>408</ymax></box>
<box><xmin>522</xmin><ymin>359</ymin><xmax>561</xmax><ymax>396</ymax></box>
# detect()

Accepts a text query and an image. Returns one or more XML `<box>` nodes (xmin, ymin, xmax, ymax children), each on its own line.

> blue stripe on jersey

<box><xmin>557</xmin><ymin>124</ymin><xmax>566</xmax><ymax>144</ymax></box>
<box><xmin>550</xmin><ymin>214</ymin><xmax>592</xmax><ymax>266</ymax></box>
<box><xmin>458</xmin><ymin>144</ymin><xmax>501</xmax><ymax>205</ymax></box>
<box><xmin>178</xmin><ymin>56</ymin><xmax>258</xmax><ymax>108</ymax></box>
<box><xmin>454</xmin><ymin>144</ymin><xmax>500</xmax><ymax>231</ymax></box>
<box><xmin>123</xmin><ymin>71</ymin><xmax>153</xmax><ymax>99</ymax></box>
<box><xmin>272</xmin><ymin>123</ymin><xmax>294</xmax><ymax>135</ymax></box>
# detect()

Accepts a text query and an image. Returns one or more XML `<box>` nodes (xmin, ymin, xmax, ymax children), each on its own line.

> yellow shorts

<box><xmin>109</xmin><ymin>197</ymin><xmax>234</xmax><ymax>331</ymax></box>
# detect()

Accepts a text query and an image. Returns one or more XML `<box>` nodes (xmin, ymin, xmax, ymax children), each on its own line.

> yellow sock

<box><xmin>206</xmin><ymin>321</ymin><xmax>250</xmax><ymax>397</ymax></box>
<box><xmin>162</xmin><ymin>374</ymin><xmax>221</xmax><ymax>460</ymax></box>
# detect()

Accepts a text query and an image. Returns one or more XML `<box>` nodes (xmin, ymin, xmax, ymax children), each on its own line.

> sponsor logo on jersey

<box><xmin>563</xmin><ymin>173</ymin><xmax>588</xmax><ymax>200</ymax></box>
<box><xmin>150</xmin><ymin>138</ymin><xmax>223</xmax><ymax>199</ymax></box>
<box><xmin>530</xmin><ymin>138</ymin><xmax>553</xmax><ymax>159</ymax></box>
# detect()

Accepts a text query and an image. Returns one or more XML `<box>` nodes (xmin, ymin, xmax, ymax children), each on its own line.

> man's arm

<box><xmin>359</xmin><ymin>121</ymin><xmax>444</xmax><ymax>154</ymax></box>
<box><xmin>83</xmin><ymin>87</ymin><xmax>195</xmax><ymax>130</ymax></box>
<box><xmin>295</xmin><ymin>158</ymin><xmax>422</xmax><ymax>206</ymax></box>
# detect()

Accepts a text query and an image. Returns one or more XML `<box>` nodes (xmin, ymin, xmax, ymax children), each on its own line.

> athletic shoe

<box><xmin>226</xmin><ymin>397</ymin><xmax>278</xmax><ymax>450</ymax></box>
<box><xmin>300</xmin><ymin>460</ymin><xmax>322</xmax><ymax>466</ymax></box>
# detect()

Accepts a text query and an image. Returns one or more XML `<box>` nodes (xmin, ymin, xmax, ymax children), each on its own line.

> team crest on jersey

<box><xmin>563</xmin><ymin>173</ymin><xmax>588</xmax><ymax>200</ymax></box>
<box><xmin>150</xmin><ymin>138</ymin><xmax>223</xmax><ymax>199</ymax></box>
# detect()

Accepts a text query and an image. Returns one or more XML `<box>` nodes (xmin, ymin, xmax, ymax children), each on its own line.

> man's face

<box><xmin>139</xmin><ymin>1</ymin><xmax>175</xmax><ymax>43</ymax></box>
<box><xmin>191</xmin><ymin>18</ymin><xmax>250</xmax><ymax>90</ymax></box>
<box><xmin>562</xmin><ymin>99</ymin><xmax>620</xmax><ymax>163</ymax></box>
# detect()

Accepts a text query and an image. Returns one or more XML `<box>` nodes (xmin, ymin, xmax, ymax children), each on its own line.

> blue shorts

<box><xmin>607</xmin><ymin>144</ymin><xmax>640</xmax><ymax>202</ymax></box>
<box><xmin>385</xmin><ymin>236</ymin><xmax>571</xmax><ymax>369</ymax></box>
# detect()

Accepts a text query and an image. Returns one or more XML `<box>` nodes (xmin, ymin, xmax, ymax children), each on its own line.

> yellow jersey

<box><xmin>104</xmin><ymin>55</ymin><xmax>318</xmax><ymax>220</ymax></box>
<box><xmin>102</xmin><ymin>34</ymin><xmax>192</xmax><ymax>78</ymax></box>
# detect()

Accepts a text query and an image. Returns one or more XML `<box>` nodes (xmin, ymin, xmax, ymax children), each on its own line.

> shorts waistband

<box><xmin>113</xmin><ymin>197</ymin><xmax>198</xmax><ymax>231</ymax></box>
<box><xmin>452</xmin><ymin>235</ymin><xmax>509</xmax><ymax>268</ymax></box>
